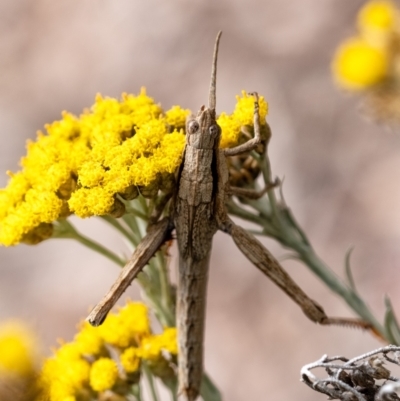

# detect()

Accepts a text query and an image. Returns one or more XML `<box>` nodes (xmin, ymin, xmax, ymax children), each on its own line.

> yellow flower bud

<box><xmin>89</xmin><ymin>358</ymin><xmax>119</xmax><ymax>392</ymax></box>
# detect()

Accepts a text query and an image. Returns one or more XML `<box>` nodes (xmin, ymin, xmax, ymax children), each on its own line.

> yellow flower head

<box><xmin>233</xmin><ymin>91</ymin><xmax>268</xmax><ymax>126</ymax></box>
<box><xmin>332</xmin><ymin>37</ymin><xmax>389</xmax><ymax>90</ymax></box>
<box><xmin>0</xmin><ymin>89</ymin><xmax>268</xmax><ymax>246</ymax></box>
<box><xmin>139</xmin><ymin>327</ymin><xmax>177</xmax><ymax>380</ymax></box>
<box><xmin>140</xmin><ymin>327</ymin><xmax>177</xmax><ymax>361</ymax></box>
<box><xmin>98</xmin><ymin>301</ymin><xmax>151</xmax><ymax>348</ymax></box>
<box><xmin>358</xmin><ymin>0</ymin><xmax>399</xmax><ymax>47</ymax></box>
<box><xmin>121</xmin><ymin>346</ymin><xmax>141</xmax><ymax>373</ymax></box>
<box><xmin>358</xmin><ymin>0</ymin><xmax>398</xmax><ymax>33</ymax></box>
<box><xmin>158</xmin><ymin>327</ymin><xmax>178</xmax><ymax>355</ymax></box>
<box><xmin>74</xmin><ymin>321</ymin><xmax>104</xmax><ymax>356</ymax></box>
<box><xmin>89</xmin><ymin>357</ymin><xmax>119</xmax><ymax>392</ymax></box>
<box><xmin>38</xmin><ymin>342</ymin><xmax>90</xmax><ymax>401</ymax></box>
<box><xmin>217</xmin><ymin>112</ymin><xmax>242</xmax><ymax>149</ymax></box>
<box><xmin>165</xmin><ymin>105</ymin><xmax>191</xmax><ymax>128</ymax></box>
<box><xmin>0</xmin><ymin>320</ymin><xmax>37</xmax><ymax>376</ymax></box>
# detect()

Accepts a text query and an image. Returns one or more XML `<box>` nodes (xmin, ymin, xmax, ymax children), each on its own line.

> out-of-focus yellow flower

<box><xmin>38</xmin><ymin>342</ymin><xmax>90</xmax><ymax>401</ymax></box>
<box><xmin>358</xmin><ymin>0</ymin><xmax>398</xmax><ymax>33</ymax></box>
<box><xmin>0</xmin><ymin>320</ymin><xmax>37</xmax><ymax>376</ymax></box>
<box><xmin>141</xmin><ymin>327</ymin><xmax>177</xmax><ymax>361</ymax></box>
<box><xmin>98</xmin><ymin>301</ymin><xmax>150</xmax><ymax>348</ymax></box>
<box><xmin>141</xmin><ymin>336</ymin><xmax>164</xmax><ymax>361</ymax></box>
<box><xmin>89</xmin><ymin>358</ymin><xmax>119</xmax><ymax>392</ymax></box>
<box><xmin>158</xmin><ymin>327</ymin><xmax>178</xmax><ymax>355</ymax></box>
<box><xmin>121</xmin><ymin>346</ymin><xmax>141</xmax><ymax>373</ymax></box>
<box><xmin>74</xmin><ymin>321</ymin><xmax>104</xmax><ymax>356</ymax></box>
<box><xmin>332</xmin><ymin>37</ymin><xmax>389</xmax><ymax>90</ymax></box>
<box><xmin>36</xmin><ymin>301</ymin><xmax>180</xmax><ymax>400</ymax></box>
<box><xmin>140</xmin><ymin>327</ymin><xmax>177</xmax><ymax>380</ymax></box>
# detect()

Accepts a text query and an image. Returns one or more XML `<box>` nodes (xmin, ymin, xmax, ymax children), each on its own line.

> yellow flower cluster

<box><xmin>0</xmin><ymin>320</ymin><xmax>37</xmax><ymax>377</ymax></box>
<box><xmin>0</xmin><ymin>90</ymin><xmax>267</xmax><ymax>246</ymax></box>
<box><xmin>358</xmin><ymin>0</ymin><xmax>399</xmax><ymax>42</ymax></box>
<box><xmin>332</xmin><ymin>0</ymin><xmax>399</xmax><ymax>90</ymax></box>
<box><xmin>36</xmin><ymin>301</ymin><xmax>177</xmax><ymax>401</ymax></box>
<box><xmin>217</xmin><ymin>91</ymin><xmax>268</xmax><ymax>148</ymax></box>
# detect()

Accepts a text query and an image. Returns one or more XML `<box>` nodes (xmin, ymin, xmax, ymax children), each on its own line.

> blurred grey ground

<box><xmin>1</xmin><ymin>1</ymin><xmax>400</xmax><ymax>400</ymax></box>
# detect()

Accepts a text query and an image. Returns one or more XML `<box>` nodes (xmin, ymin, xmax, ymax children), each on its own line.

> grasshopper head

<box><xmin>185</xmin><ymin>31</ymin><xmax>222</xmax><ymax>150</ymax></box>
<box><xmin>186</xmin><ymin>107</ymin><xmax>220</xmax><ymax>149</ymax></box>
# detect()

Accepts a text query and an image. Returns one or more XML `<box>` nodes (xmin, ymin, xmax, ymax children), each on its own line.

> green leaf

<box><xmin>344</xmin><ymin>247</ymin><xmax>357</xmax><ymax>292</ymax></box>
<box><xmin>201</xmin><ymin>373</ymin><xmax>222</xmax><ymax>401</ymax></box>
<box><xmin>384</xmin><ymin>295</ymin><xmax>400</xmax><ymax>345</ymax></box>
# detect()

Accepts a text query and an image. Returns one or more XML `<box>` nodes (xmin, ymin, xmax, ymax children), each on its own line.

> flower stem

<box><xmin>53</xmin><ymin>219</ymin><xmax>125</xmax><ymax>267</ymax></box>
<box><xmin>122</xmin><ymin>209</ymin><xmax>141</xmax><ymax>234</ymax></box>
<box><xmin>76</xmin><ymin>234</ymin><xmax>125</xmax><ymax>267</ymax></box>
<box><xmin>142</xmin><ymin>363</ymin><xmax>160</xmax><ymax>401</ymax></box>
<box><xmin>131</xmin><ymin>382</ymin><xmax>142</xmax><ymax>401</ymax></box>
<box><xmin>124</xmin><ymin>205</ymin><xmax>148</xmax><ymax>221</ymax></box>
<box><xmin>240</xmin><ymin>152</ymin><xmax>387</xmax><ymax>339</ymax></box>
<box><xmin>154</xmin><ymin>249</ymin><xmax>175</xmax><ymax>326</ymax></box>
<box><xmin>100</xmin><ymin>215</ymin><xmax>139</xmax><ymax>246</ymax></box>
<box><xmin>294</xmin><ymin>243</ymin><xmax>385</xmax><ymax>336</ymax></box>
<box><xmin>171</xmin><ymin>390</ymin><xmax>178</xmax><ymax>401</ymax></box>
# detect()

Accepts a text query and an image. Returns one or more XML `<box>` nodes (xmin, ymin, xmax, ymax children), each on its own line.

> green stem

<box><xmin>227</xmin><ymin>200</ymin><xmax>280</xmax><ymax>237</ymax></box>
<box><xmin>53</xmin><ymin>220</ymin><xmax>125</xmax><ymax>267</ymax></box>
<box><xmin>142</xmin><ymin>363</ymin><xmax>159</xmax><ymax>401</ymax></box>
<box><xmin>124</xmin><ymin>205</ymin><xmax>148</xmax><ymax>221</ymax></box>
<box><xmin>74</xmin><ymin>232</ymin><xmax>125</xmax><ymax>267</ymax></box>
<box><xmin>280</xmin><ymin>206</ymin><xmax>311</xmax><ymax>247</ymax></box>
<box><xmin>249</xmin><ymin>152</ymin><xmax>387</xmax><ymax>338</ymax></box>
<box><xmin>138</xmin><ymin>195</ymin><xmax>149</xmax><ymax>212</ymax></box>
<box><xmin>155</xmin><ymin>250</ymin><xmax>175</xmax><ymax>326</ymax></box>
<box><xmin>293</xmin><ymin>242</ymin><xmax>385</xmax><ymax>336</ymax></box>
<box><xmin>122</xmin><ymin>210</ymin><xmax>140</xmax><ymax>233</ymax></box>
<box><xmin>131</xmin><ymin>383</ymin><xmax>142</xmax><ymax>401</ymax></box>
<box><xmin>138</xmin><ymin>275</ymin><xmax>173</xmax><ymax>327</ymax></box>
<box><xmin>227</xmin><ymin>201</ymin><xmax>262</xmax><ymax>225</ymax></box>
<box><xmin>171</xmin><ymin>389</ymin><xmax>178</xmax><ymax>401</ymax></box>
<box><xmin>251</xmin><ymin>199</ymin><xmax>385</xmax><ymax>337</ymax></box>
<box><xmin>254</xmin><ymin>151</ymin><xmax>281</xmax><ymax>221</ymax></box>
<box><xmin>100</xmin><ymin>215</ymin><xmax>139</xmax><ymax>246</ymax></box>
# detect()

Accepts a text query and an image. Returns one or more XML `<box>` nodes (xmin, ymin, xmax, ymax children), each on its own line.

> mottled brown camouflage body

<box><xmin>174</xmin><ymin>108</ymin><xmax>220</xmax><ymax>401</ymax></box>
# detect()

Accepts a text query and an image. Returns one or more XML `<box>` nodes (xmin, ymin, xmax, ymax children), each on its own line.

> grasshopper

<box><xmin>88</xmin><ymin>32</ymin><xmax>370</xmax><ymax>401</ymax></box>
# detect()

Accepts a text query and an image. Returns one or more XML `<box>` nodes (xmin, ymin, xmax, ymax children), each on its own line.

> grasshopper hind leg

<box><xmin>219</xmin><ymin>217</ymin><xmax>372</xmax><ymax>331</ymax></box>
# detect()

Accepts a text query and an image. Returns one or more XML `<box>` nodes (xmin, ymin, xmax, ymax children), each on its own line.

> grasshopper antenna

<box><xmin>208</xmin><ymin>31</ymin><xmax>222</xmax><ymax>111</ymax></box>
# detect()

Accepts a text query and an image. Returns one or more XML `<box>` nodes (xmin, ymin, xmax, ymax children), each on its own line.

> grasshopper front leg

<box><xmin>87</xmin><ymin>217</ymin><xmax>174</xmax><ymax>326</ymax></box>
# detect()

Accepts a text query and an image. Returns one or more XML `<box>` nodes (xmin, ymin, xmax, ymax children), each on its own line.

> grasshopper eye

<box><xmin>188</xmin><ymin>120</ymin><xmax>199</xmax><ymax>134</ymax></box>
<box><xmin>209</xmin><ymin>124</ymin><xmax>219</xmax><ymax>136</ymax></box>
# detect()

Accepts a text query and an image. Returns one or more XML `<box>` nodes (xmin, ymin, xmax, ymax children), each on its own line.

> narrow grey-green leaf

<box><xmin>344</xmin><ymin>247</ymin><xmax>357</xmax><ymax>292</ymax></box>
<box><xmin>200</xmin><ymin>373</ymin><xmax>223</xmax><ymax>401</ymax></box>
<box><xmin>384</xmin><ymin>295</ymin><xmax>400</xmax><ymax>345</ymax></box>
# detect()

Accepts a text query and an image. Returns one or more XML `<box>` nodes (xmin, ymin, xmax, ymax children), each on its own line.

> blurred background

<box><xmin>1</xmin><ymin>0</ymin><xmax>400</xmax><ymax>400</ymax></box>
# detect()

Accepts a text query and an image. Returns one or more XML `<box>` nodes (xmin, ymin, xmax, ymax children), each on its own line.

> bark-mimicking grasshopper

<box><xmin>87</xmin><ymin>32</ymin><xmax>371</xmax><ymax>401</ymax></box>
